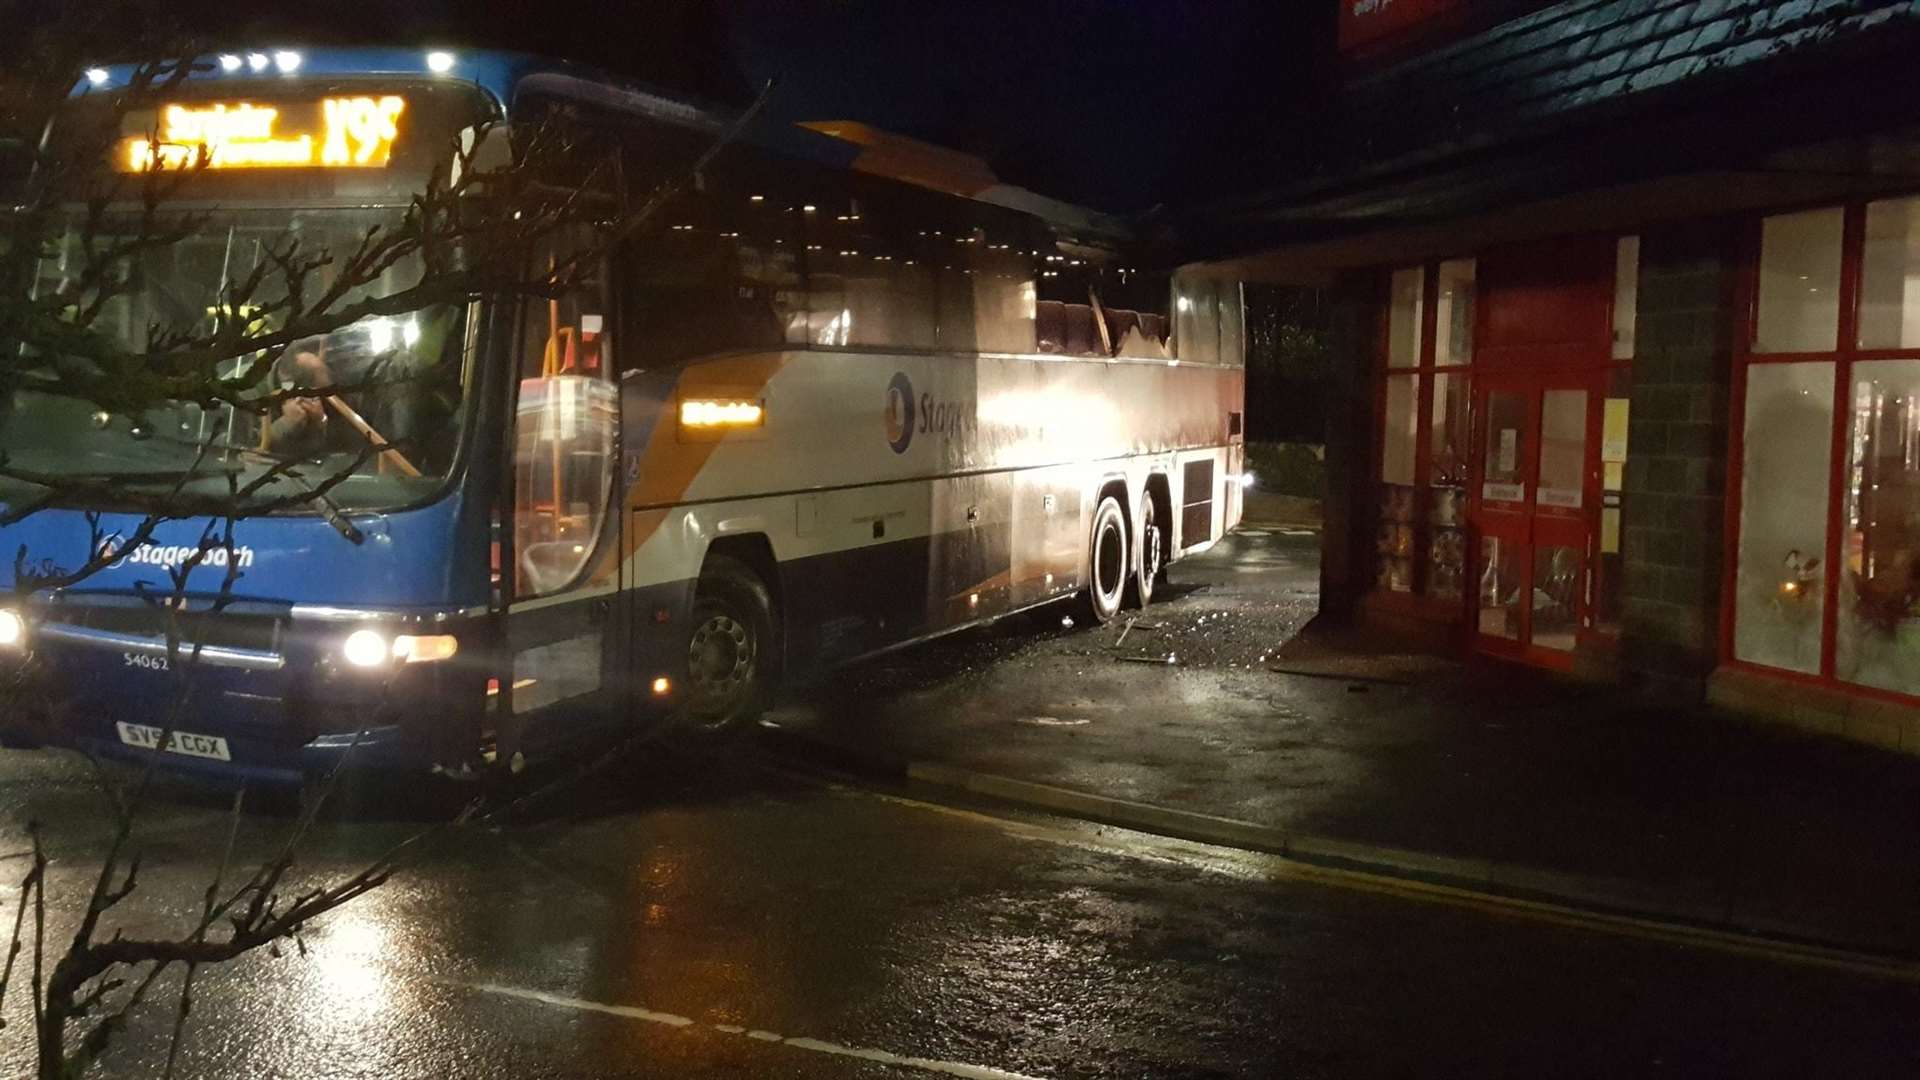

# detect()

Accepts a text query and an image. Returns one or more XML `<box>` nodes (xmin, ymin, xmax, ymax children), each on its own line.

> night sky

<box><xmin>30</xmin><ymin>0</ymin><xmax>1326</xmax><ymax>214</ymax></box>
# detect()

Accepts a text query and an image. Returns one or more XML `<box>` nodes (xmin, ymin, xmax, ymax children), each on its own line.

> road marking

<box><xmin>779</xmin><ymin>771</ymin><xmax>1920</xmax><ymax>985</ymax></box>
<box><xmin>468</xmin><ymin>982</ymin><xmax>1053</xmax><ymax>1080</ymax></box>
<box><xmin>474</xmin><ymin>983</ymin><xmax>693</xmax><ymax>1027</ymax></box>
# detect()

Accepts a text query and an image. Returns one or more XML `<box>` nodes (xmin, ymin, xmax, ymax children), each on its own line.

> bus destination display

<box><xmin>120</xmin><ymin>96</ymin><xmax>407</xmax><ymax>172</ymax></box>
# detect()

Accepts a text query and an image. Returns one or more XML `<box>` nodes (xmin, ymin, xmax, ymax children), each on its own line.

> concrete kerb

<box><xmin>893</xmin><ymin>761</ymin><xmax>1920</xmax><ymax>964</ymax></box>
<box><xmin>754</xmin><ymin>721</ymin><xmax>1918</xmax><ymax>963</ymax></box>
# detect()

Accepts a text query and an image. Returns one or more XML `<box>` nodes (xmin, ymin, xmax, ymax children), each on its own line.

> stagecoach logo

<box><xmin>96</xmin><ymin>535</ymin><xmax>256</xmax><ymax>571</ymax></box>
<box><xmin>885</xmin><ymin>372</ymin><xmax>916</xmax><ymax>454</ymax></box>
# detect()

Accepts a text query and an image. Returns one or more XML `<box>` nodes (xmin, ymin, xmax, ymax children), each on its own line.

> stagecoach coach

<box><xmin>0</xmin><ymin>47</ymin><xmax>1245</xmax><ymax>783</ymax></box>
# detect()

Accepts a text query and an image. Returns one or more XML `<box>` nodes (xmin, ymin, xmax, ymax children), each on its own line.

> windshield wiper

<box><xmin>271</xmin><ymin>467</ymin><xmax>364</xmax><ymax>545</ymax></box>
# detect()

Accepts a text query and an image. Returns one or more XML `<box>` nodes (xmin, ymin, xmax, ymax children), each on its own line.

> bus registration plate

<box><xmin>115</xmin><ymin>723</ymin><xmax>231</xmax><ymax>762</ymax></box>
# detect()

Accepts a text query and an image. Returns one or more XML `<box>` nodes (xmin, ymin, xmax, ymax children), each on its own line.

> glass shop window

<box><xmin>1377</xmin><ymin>372</ymin><xmax>1420</xmax><ymax>592</ymax></box>
<box><xmin>513</xmin><ymin>234</ymin><xmax>619</xmax><ymax>599</ymax></box>
<box><xmin>1858</xmin><ymin>196</ymin><xmax>1920</xmax><ymax>350</ymax></box>
<box><xmin>1836</xmin><ymin>360</ymin><xmax>1920</xmax><ymax>692</ymax></box>
<box><xmin>1736</xmin><ymin>201</ymin><xmax>1920</xmax><ymax>698</ymax></box>
<box><xmin>1427</xmin><ymin>260</ymin><xmax>1473</xmax><ymax>603</ymax></box>
<box><xmin>1427</xmin><ymin>370</ymin><xmax>1470</xmax><ymax>600</ymax></box>
<box><xmin>1434</xmin><ymin>259</ymin><xmax>1474</xmax><ymax>366</ymax></box>
<box><xmin>1594</xmin><ymin>364</ymin><xmax>1635</xmax><ymax>636</ymax></box>
<box><xmin>1732</xmin><ymin>361</ymin><xmax>1834</xmax><ymax>673</ymax></box>
<box><xmin>1387</xmin><ymin>266</ymin><xmax>1423</xmax><ymax>369</ymax></box>
<box><xmin>1377</xmin><ymin>260</ymin><xmax>1475</xmax><ymax>602</ymax></box>
<box><xmin>1754</xmin><ymin>207</ymin><xmax>1843</xmax><ymax>354</ymax></box>
<box><xmin>1612</xmin><ymin>236</ymin><xmax>1640</xmax><ymax>361</ymax></box>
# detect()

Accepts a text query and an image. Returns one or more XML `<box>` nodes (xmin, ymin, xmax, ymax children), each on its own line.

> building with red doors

<box><xmin>1174</xmin><ymin>0</ymin><xmax>1920</xmax><ymax>752</ymax></box>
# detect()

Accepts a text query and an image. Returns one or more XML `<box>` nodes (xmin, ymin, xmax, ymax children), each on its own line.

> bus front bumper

<box><xmin>0</xmin><ymin>619</ymin><xmax>487</xmax><ymax>785</ymax></box>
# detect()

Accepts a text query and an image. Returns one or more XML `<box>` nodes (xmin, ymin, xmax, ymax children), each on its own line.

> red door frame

<box><xmin>1468</xmin><ymin>367</ymin><xmax>1603</xmax><ymax>670</ymax></box>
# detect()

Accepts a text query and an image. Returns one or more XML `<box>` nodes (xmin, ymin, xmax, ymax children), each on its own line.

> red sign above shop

<box><xmin>1338</xmin><ymin>0</ymin><xmax>1466</xmax><ymax>53</ymax></box>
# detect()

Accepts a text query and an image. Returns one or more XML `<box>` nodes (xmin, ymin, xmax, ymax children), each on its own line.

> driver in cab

<box><xmin>266</xmin><ymin>330</ymin><xmax>417</xmax><ymax>467</ymax></box>
<box><xmin>266</xmin><ymin>336</ymin><xmax>341</xmax><ymax>458</ymax></box>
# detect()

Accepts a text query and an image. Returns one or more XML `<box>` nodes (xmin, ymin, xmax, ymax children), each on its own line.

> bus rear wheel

<box><xmin>1077</xmin><ymin>494</ymin><xmax>1129</xmax><ymax>626</ymax></box>
<box><xmin>1129</xmin><ymin>494</ymin><xmax>1167</xmax><ymax>608</ymax></box>
<box><xmin>682</xmin><ymin>555</ymin><xmax>774</xmax><ymax>733</ymax></box>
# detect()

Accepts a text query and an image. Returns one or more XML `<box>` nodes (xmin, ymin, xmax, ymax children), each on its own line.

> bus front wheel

<box><xmin>682</xmin><ymin>555</ymin><xmax>774</xmax><ymax>733</ymax></box>
<box><xmin>1077</xmin><ymin>495</ymin><xmax>1129</xmax><ymax>626</ymax></box>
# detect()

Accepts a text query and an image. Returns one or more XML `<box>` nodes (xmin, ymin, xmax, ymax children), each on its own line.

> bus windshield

<box><xmin>1</xmin><ymin>206</ymin><xmax>473</xmax><ymax>514</ymax></box>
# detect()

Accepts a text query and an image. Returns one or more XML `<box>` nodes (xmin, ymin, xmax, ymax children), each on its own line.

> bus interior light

<box><xmin>393</xmin><ymin>634</ymin><xmax>458</xmax><ymax>664</ymax></box>
<box><xmin>0</xmin><ymin>610</ymin><xmax>24</xmax><ymax>649</ymax></box>
<box><xmin>680</xmin><ymin>399</ymin><xmax>764</xmax><ymax>429</ymax></box>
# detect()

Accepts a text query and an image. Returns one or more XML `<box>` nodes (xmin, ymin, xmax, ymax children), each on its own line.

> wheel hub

<box><xmin>688</xmin><ymin>614</ymin><xmax>752</xmax><ymax>699</ymax></box>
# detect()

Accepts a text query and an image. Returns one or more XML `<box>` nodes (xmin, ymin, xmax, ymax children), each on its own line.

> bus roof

<box><xmin>75</xmin><ymin>46</ymin><xmax>1128</xmax><ymax>246</ymax></box>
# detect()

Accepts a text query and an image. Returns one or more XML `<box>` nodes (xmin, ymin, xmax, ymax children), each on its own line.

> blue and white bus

<box><xmin>0</xmin><ymin>48</ymin><xmax>1247</xmax><ymax>783</ymax></box>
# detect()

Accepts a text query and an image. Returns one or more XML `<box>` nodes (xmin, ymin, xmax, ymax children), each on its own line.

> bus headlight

<box><xmin>342</xmin><ymin>629</ymin><xmax>458</xmax><ymax>668</ymax></box>
<box><xmin>341</xmin><ymin>628</ymin><xmax>390</xmax><ymax>668</ymax></box>
<box><xmin>0</xmin><ymin>610</ymin><xmax>24</xmax><ymax>649</ymax></box>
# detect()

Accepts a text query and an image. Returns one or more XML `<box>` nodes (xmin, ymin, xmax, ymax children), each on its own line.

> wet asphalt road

<box><xmin>0</xmin><ymin>530</ymin><xmax>1917</xmax><ymax>1078</ymax></box>
<box><xmin>0</xmin><ymin>743</ymin><xmax>1916</xmax><ymax>1079</ymax></box>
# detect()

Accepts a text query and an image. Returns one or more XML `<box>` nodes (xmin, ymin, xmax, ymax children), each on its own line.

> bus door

<box><xmin>501</xmin><ymin>247</ymin><xmax>623</xmax><ymax>744</ymax></box>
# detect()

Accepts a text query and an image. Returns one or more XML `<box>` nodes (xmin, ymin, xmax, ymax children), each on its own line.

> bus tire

<box><xmin>1129</xmin><ymin>494</ymin><xmax>1167</xmax><ymax>608</ymax></box>
<box><xmin>1077</xmin><ymin>494</ymin><xmax>1129</xmax><ymax>626</ymax></box>
<box><xmin>682</xmin><ymin>555</ymin><xmax>775</xmax><ymax>733</ymax></box>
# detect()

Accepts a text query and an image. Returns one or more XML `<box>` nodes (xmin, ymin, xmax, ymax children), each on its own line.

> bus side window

<box><xmin>1173</xmin><ymin>274</ymin><xmax>1222</xmax><ymax>366</ymax></box>
<box><xmin>926</xmin><ymin>205</ymin><xmax>977</xmax><ymax>354</ymax></box>
<box><xmin>513</xmin><ymin>236</ymin><xmax>618</xmax><ymax>599</ymax></box>
<box><xmin>966</xmin><ymin>207</ymin><xmax>1037</xmax><ymax>354</ymax></box>
<box><xmin>621</xmin><ymin>167</ymin><xmax>803</xmax><ymax>371</ymax></box>
<box><xmin>801</xmin><ymin>177</ymin><xmax>936</xmax><ymax>350</ymax></box>
<box><xmin>719</xmin><ymin>167</ymin><xmax>809</xmax><ymax>349</ymax></box>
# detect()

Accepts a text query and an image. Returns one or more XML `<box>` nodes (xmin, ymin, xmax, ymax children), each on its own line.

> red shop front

<box><xmin>1368</xmin><ymin>236</ymin><xmax>1637</xmax><ymax>674</ymax></box>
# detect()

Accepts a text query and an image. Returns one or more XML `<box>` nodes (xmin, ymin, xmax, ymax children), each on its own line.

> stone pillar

<box><xmin>1317</xmin><ymin>272</ymin><xmax>1381</xmax><ymax>625</ymax></box>
<box><xmin>1619</xmin><ymin>220</ymin><xmax>1739</xmax><ymax>690</ymax></box>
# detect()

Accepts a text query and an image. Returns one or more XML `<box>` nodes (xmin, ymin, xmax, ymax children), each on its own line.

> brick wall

<box><xmin>1619</xmin><ymin>220</ymin><xmax>1739</xmax><ymax>685</ymax></box>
